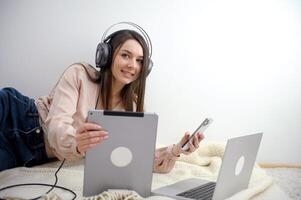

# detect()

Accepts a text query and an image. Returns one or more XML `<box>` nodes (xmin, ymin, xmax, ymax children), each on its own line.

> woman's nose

<box><xmin>128</xmin><ymin>59</ymin><xmax>137</xmax><ymax>68</ymax></box>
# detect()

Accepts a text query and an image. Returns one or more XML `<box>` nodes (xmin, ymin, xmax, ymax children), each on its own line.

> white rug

<box><xmin>265</xmin><ymin>168</ymin><xmax>301</xmax><ymax>200</ymax></box>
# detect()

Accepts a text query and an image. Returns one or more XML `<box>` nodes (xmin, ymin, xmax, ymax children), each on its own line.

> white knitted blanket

<box><xmin>0</xmin><ymin>141</ymin><xmax>291</xmax><ymax>200</ymax></box>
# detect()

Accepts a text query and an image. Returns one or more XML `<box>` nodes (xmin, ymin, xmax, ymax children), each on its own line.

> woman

<box><xmin>0</xmin><ymin>26</ymin><xmax>204</xmax><ymax>172</ymax></box>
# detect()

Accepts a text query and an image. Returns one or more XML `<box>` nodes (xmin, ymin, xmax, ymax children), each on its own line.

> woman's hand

<box><xmin>75</xmin><ymin>123</ymin><xmax>109</xmax><ymax>155</ymax></box>
<box><xmin>173</xmin><ymin>132</ymin><xmax>205</xmax><ymax>156</ymax></box>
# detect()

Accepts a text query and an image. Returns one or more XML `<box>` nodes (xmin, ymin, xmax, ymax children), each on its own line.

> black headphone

<box><xmin>95</xmin><ymin>22</ymin><xmax>153</xmax><ymax>75</ymax></box>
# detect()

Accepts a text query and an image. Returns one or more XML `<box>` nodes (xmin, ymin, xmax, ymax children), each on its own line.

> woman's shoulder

<box><xmin>63</xmin><ymin>62</ymin><xmax>100</xmax><ymax>81</ymax></box>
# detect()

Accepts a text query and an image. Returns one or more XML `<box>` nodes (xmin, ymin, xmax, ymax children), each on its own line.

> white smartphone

<box><xmin>181</xmin><ymin>118</ymin><xmax>213</xmax><ymax>151</ymax></box>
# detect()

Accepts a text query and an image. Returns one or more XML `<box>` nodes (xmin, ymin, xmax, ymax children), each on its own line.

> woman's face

<box><xmin>111</xmin><ymin>39</ymin><xmax>143</xmax><ymax>87</ymax></box>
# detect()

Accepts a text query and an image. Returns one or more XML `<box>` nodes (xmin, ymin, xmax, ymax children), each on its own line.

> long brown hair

<box><xmin>98</xmin><ymin>30</ymin><xmax>150</xmax><ymax>112</ymax></box>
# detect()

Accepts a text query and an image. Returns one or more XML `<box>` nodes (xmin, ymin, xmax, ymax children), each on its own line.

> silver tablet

<box><xmin>83</xmin><ymin>110</ymin><xmax>158</xmax><ymax>197</ymax></box>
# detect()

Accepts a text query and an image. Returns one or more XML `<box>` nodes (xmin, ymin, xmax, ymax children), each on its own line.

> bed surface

<box><xmin>0</xmin><ymin>141</ymin><xmax>298</xmax><ymax>200</ymax></box>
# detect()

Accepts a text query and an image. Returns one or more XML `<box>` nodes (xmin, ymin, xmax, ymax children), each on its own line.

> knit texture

<box><xmin>0</xmin><ymin>141</ymin><xmax>289</xmax><ymax>200</ymax></box>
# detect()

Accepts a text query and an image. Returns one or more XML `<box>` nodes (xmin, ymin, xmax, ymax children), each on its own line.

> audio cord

<box><xmin>0</xmin><ymin>159</ymin><xmax>77</xmax><ymax>200</ymax></box>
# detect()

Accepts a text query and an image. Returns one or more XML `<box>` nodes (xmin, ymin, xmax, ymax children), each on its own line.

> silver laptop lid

<box><xmin>83</xmin><ymin>110</ymin><xmax>158</xmax><ymax>197</ymax></box>
<box><xmin>213</xmin><ymin>133</ymin><xmax>263</xmax><ymax>200</ymax></box>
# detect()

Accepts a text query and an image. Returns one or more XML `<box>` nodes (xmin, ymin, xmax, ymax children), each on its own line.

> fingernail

<box><xmin>103</xmin><ymin>135</ymin><xmax>109</xmax><ymax>139</ymax></box>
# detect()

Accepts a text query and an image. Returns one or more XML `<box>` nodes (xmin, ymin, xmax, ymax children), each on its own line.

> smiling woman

<box><xmin>0</xmin><ymin>22</ymin><xmax>204</xmax><ymax>173</ymax></box>
<box><xmin>110</xmin><ymin>39</ymin><xmax>144</xmax><ymax>111</ymax></box>
<box><xmin>96</xmin><ymin>29</ymin><xmax>149</xmax><ymax>112</ymax></box>
<box><xmin>112</xmin><ymin>40</ymin><xmax>144</xmax><ymax>85</ymax></box>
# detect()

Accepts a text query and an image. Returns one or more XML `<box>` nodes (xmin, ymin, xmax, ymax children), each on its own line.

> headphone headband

<box><xmin>101</xmin><ymin>22</ymin><xmax>152</xmax><ymax>57</ymax></box>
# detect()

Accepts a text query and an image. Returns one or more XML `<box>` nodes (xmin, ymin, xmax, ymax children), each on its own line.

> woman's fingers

<box><xmin>189</xmin><ymin>140</ymin><xmax>196</xmax><ymax>152</ymax></box>
<box><xmin>77</xmin><ymin>135</ymin><xmax>108</xmax><ymax>154</ymax></box>
<box><xmin>182</xmin><ymin>132</ymin><xmax>205</xmax><ymax>154</ymax></box>
<box><xmin>77</xmin><ymin>123</ymin><xmax>103</xmax><ymax>134</ymax></box>
<box><xmin>191</xmin><ymin>132</ymin><xmax>205</xmax><ymax>148</ymax></box>
<box><xmin>193</xmin><ymin>133</ymin><xmax>200</xmax><ymax>148</ymax></box>
<box><xmin>76</xmin><ymin>132</ymin><xmax>108</xmax><ymax>146</ymax></box>
<box><xmin>79</xmin><ymin>142</ymin><xmax>101</xmax><ymax>153</ymax></box>
<box><xmin>78</xmin><ymin>132</ymin><xmax>109</xmax><ymax>146</ymax></box>
<box><xmin>173</xmin><ymin>132</ymin><xmax>190</xmax><ymax>155</ymax></box>
<box><xmin>198</xmin><ymin>132</ymin><xmax>205</xmax><ymax>141</ymax></box>
<box><xmin>179</xmin><ymin>132</ymin><xmax>190</xmax><ymax>146</ymax></box>
<box><xmin>76</xmin><ymin>129</ymin><xmax>108</xmax><ymax>140</ymax></box>
<box><xmin>76</xmin><ymin>123</ymin><xmax>109</xmax><ymax>154</ymax></box>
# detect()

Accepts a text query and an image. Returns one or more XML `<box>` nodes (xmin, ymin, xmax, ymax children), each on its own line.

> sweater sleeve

<box><xmin>45</xmin><ymin>65</ymin><xmax>83</xmax><ymax>160</ymax></box>
<box><xmin>153</xmin><ymin>145</ymin><xmax>180</xmax><ymax>173</ymax></box>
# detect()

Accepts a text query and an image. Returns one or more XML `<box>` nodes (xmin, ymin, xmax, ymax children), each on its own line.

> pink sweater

<box><xmin>36</xmin><ymin>63</ymin><xmax>177</xmax><ymax>173</ymax></box>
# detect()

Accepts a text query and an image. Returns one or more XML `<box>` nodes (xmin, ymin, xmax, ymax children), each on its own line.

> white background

<box><xmin>1</xmin><ymin>0</ymin><xmax>300</xmax><ymax>163</ymax></box>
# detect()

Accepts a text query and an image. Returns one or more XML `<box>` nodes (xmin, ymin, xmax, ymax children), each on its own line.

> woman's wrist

<box><xmin>168</xmin><ymin>144</ymin><xmax>180</xmax><ymax>160</ymax></box>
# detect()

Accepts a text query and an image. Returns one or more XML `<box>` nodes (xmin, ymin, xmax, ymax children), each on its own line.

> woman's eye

<box><xmin>137</xmin><ymin>59</ymin><xmax>143</xmax><ymax>65</ymax></box>
<box><xmin>121</xmin><ymin>53</ymin><xmax>129</xmax><ymax>58</ymax></box>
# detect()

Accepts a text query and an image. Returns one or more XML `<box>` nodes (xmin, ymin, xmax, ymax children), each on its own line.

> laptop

<box><xmin>152</xmin><ymin>133</ymin><xmax>263</xmax><ymax>200</ymax></box>
<box><xmin>83</xmin><ymin>110</ymin><xmax>158</xmax><ymax>197</ymax></box>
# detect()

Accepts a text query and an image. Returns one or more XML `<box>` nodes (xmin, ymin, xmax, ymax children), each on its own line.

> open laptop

<box><xmin>152</xmin><ymin>133</ymin><xmax>263</xmax><ymax>200</ymax></box>
<box><xmin>83</xmin><ymin>110</ymin><xmax>158</xmax><ymax>197</ymax></box>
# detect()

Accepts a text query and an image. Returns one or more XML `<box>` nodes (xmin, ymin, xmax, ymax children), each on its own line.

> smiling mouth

<box><xmin>121</xmin><ymin>69</ymin><xmax>134</xmax><ymax>77</ymax></box>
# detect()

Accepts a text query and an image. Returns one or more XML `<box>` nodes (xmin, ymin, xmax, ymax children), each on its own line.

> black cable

<box><xmin>0</xmin><ymin>183</ymin><xmax>76</xmax><ymax>200</ymax></box>
<box><xmin>42</xmin><ymin>158</ymin><xmax>65</xmax><ymax>197</ymax></box>
<box><xmin>0</xmin><ymin>159</ymin><xmax>77</xmax><ymax>200</ymax></box>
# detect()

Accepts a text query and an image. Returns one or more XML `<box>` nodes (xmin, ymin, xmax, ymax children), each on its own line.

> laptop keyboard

<box><xmin>177</xmin><ymin>182</ymin><xmax>216</xmax><ymax>200</ymax></box>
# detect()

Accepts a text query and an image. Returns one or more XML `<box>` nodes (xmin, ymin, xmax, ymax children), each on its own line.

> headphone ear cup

<box><xmin>147</xmin><ymin>59</ymin><xmax>153</xmax><ymax>76</ymax></box>
<box><xmin>95</xmin><ymin>42</ymin><xmax>111</xmax><ymax>68</ymax></box>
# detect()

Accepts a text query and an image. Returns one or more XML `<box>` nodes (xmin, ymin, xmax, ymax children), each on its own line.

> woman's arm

<box><xmin>45</xmin><ymin>65</ymin><xmax>81</xmax><ymax>160</ymax></box>
<box><xmin>45</xmin><ymin>64</ymin><xmax>103</xmax><ymax>160</ymax></box>
<box><xmin>153</xmin><ymin>132</ymin><xmax>204</xmax><ymax>173</ymax></box>
<box><xmin>153</xmin><ymin>145</ymin><xmax>179</xmax><ymax>173</ymax></box>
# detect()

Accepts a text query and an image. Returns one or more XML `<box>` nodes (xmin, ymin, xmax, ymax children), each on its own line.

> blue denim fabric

<box><xmin>0</xmin><ymin>87</ymin><xmax>48</xmax><ymax>171</ymax></box>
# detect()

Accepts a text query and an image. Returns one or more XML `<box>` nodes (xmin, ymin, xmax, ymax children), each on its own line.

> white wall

<box><xmin>1</xmin><ymin>0</ymin><xmax>300</xmax><ymax>163</ymax></box>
